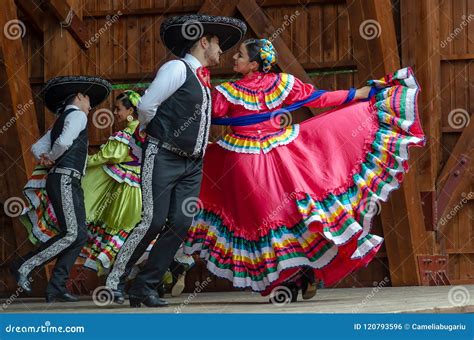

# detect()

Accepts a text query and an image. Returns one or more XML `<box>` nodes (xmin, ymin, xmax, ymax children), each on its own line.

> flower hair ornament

<box><xmin>123</xmin><ymin>90</ymin><xmax>141</xmax><ymax>108</ymax></box>
<box><xmin>259</xmin><ymin>39</ymin><xmax>277</xmax><ymax>73</ymax></box>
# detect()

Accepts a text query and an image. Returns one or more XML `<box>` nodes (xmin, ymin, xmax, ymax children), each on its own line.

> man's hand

<box><xmin>39</xmin><ymin>153</ymin><xmax>54</xmax><ymax>167</ymax></box>
<box><xmin>355</xmin><ymin>86</ymin><xmax>372</xmax><ymax>100</ymax></box>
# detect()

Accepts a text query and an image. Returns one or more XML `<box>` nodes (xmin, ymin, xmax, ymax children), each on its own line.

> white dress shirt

<box><xmin>137</xmin><ymin>53</ymin><xmax>202</xmax><ymax>130</ymax></box>
<box><xmin>31</xmin><ymin>105</ymin><xmax>88</xmax><ymax>161</ymax></box>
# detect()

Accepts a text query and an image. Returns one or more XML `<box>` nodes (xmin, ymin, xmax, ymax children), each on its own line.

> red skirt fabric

<box><xmin>184</xmin><ymin>67</ymin><xmax>425</xmax><ymax>295</ymax></box>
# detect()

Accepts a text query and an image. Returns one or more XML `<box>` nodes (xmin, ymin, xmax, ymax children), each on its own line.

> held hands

<box><xmin>39</xmin><ymin>153</ymin><xmax>54</xmax><ymax>167</ymax></box>
<box><xmin>355</xmin><ymin>86</ymin><xmax>372</xmax><ymax>100</ymax></box>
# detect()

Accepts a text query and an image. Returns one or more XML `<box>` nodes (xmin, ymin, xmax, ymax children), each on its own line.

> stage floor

<box><xmin>3</xmin><ymin>285</ymin><xmax>474</xmax><ymax>314</ymax></box>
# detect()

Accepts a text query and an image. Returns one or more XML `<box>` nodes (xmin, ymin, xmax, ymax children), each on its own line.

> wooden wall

<box><xmin>0</xmin><ymin>0</ymin><xmax>472</xmax><ymax>296</ymax></box>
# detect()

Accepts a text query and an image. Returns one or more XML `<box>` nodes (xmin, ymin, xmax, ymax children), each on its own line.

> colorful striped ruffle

<box><xmin>216</xmin><ymin>125</ymin><xmax>300</xmax><ymax>154</ymax></box>
<box><xmin>216</xmin><ymin>73</ymin><xmax>295</xmax><ymax>111</ymax></box>
<box><xmin>103</xmin><ymin>163</ymin><xmax>141</xmax><ymax>187</ymax></box>
<box><xmin>81</xmin><ymin>223</ymin><xmax>131</xmax><ymax>273</ymax></box>
<box><xmin>184</xmin><ymin>67</ymin><xmax>425</xmax><ymax>293</ymax></box>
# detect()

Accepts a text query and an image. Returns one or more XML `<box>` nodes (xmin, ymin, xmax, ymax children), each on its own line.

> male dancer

<box><xmin>105</xmin><ymin>15</ymin><xmax>246</xmax><ymax>307</ymax></box>
<box><xmin>10</xmin><ymin>76</ymin><xmax>111</xmax><ymax>302</ymax></box>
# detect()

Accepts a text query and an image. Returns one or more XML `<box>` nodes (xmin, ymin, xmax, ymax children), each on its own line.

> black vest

<box><xmin>50</xmin><ymin>108</ymin><xmax>88</xmax><ymax>174</ymax></box>
<box><xmin>146</xmin><ymin>60</ymin><xmax>212</xmax><ymax>157</ymax></box>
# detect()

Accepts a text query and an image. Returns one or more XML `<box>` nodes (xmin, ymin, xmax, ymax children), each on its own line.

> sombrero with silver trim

<box><xmin>160</xmin><ymin>14</ymin><xmax>247</xmax><ymax>58</ymax></box>
<box><xmin>43</xmin><ymin>76</ymin><xmax>112</xmax><ymax>114</ymax></box>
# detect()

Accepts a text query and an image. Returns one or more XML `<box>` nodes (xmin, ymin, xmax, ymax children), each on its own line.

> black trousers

<box><xmin>17</xmin><ymin>172</ymin><xmax>88</xmax><ymax>294</ymax></box>
<box><xmin>106</xmin><ymin>139</ymin><xmax>203</xmax><ymax>296</ymax></box>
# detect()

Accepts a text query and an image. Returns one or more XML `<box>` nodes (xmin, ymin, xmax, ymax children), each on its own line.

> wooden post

<box><xmin>347</xmin><ymin>0</ymin><xmax>431</xmax><ymax>286</ymax></box>
<box><xmin>400</xmin><ymin>0</ymin><xmax>441</xmax><ymax>193</ymax></box>
<box><xmin>0</xmin><ymin>0</ymin><xmax>40</xmax><ymax>267</ymax></box>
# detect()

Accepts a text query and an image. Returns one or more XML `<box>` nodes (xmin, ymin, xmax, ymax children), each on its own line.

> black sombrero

<box><xmin>160</xmin><ymin>15</ymin><xmax>247</xmax><ymax>58</ymax></box>
<box><xmin>43</xmin><ymin>76</ymin><xmax>112</xmax><ymax>114</ymax></box>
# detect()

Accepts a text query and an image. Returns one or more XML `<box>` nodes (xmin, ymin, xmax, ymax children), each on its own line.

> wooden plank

<box><xmin>199</xmin><ymin>0</ymin><xmax>238</xmax><ymax>16</ymax></box>
<box><xmin>441</xmin><ymin>53</ymin><xmax>474</xmax><ymax>61</ymax></box>
<box><xmin>45</xmin><ymin>0</ymin><xmax>89</xmax><ymax>50</ymax></box>
<box><xmin>346</xmin><ymin>0</ymin><xmax>431</xmax><ymax>286</ymax></box>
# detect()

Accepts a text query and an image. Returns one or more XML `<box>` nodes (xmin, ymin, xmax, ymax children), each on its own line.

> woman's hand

<box><xmin>355</xmin><ymin>86</ymin><xmax>372</xmax><ymax>100</ymax></box>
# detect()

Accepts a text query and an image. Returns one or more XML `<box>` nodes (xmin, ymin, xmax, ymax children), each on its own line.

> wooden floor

<box><xmin>2</xmin><ymin>285</ymin><xmax>474</xmax><ymax>314</ymax></box>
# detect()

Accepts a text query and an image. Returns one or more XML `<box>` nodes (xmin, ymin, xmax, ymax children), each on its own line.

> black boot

<box><xmin>45</xmin><ymin>292</ymin><xmax>79</xmax><ymax>303</ymax></box>
<box><xmin>9</xmin><ymin>263</ymin><xmax>32</xmax><ymax>294</ymax></box>
<box><xmin>129</xmin><ymin>294</ymin><xmax>169</xmax><ymax>308</ymax></box>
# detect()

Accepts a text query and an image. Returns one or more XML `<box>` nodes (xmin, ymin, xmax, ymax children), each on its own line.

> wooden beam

<box><xmin>15</xmin><ymin>0</ymin><xmax>44</xmax><ymax>36</ymax></box>
<box><xmin>346</xmin><ymin>0</ymin><xmax>432</xmax><ymax>286</ymax></box>
<box><xmin>237</xmin><ymin>0</ymin><xmax>318</xmax><ymax>116</ymax></box>
<box><xmin>45</xmin><ymin>0</ymin><xmax>88</xmax><ymax>50</ymax></box>
<box><xmin>0</xmin><ymin>0</ymin><xmax>40</xmax><ymax>176</ymax></box>
<box><xmin>0</xmin><ymin>0</ymin><xmax>40</xmax><ymax>278</ymax></box>
<box><xmin>440</xmin><ymin>53</ymin><xmax>474</xmax><ymax>61</ymax></box>
<box><xmin>401</xmin><ymin>0</ymin><xmax>441</xmax><ymax>193</ymax></box>
<box><xmin>436</xmin><ymin>117</ymin><xmax>473</xmax><ymax>241</ymax></box>
<box><xmin>84</xmin><ymin>0</ymin><xmax>345</xmax><ymax>18</ymax></box>
<box><xmin>437</xmin><ymin>119</ymin><xmax>474</xmax><ymax>190</ymax></box>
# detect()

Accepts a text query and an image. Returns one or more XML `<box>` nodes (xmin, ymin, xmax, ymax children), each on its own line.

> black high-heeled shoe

<box><xmin>301</xmin><ymin>269</ymin><xmax>317</xmax><ymax>300</ymax></box>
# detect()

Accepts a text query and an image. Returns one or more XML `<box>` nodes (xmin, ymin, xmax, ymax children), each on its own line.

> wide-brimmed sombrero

<box><xmin>43</xmin><ymin>76</ymin><xmax>112</xmax><ymax>114</ymax></box>
<box><xmin>160</xmin><ymin>14</ymin><xmax>247</xmax><ymax>58</ymax></box>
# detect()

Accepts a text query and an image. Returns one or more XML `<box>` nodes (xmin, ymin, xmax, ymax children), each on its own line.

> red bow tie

<box><xmin>197</xmin><ymin>66</ymin><xmax>211</xmax><ymax>89</ymax></box>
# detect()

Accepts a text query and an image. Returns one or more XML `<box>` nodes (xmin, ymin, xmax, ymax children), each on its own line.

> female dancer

<box><xmin>184</xmin><ymin>39</ymin><xmax>425</xmax><ymax>302</ymax></box>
